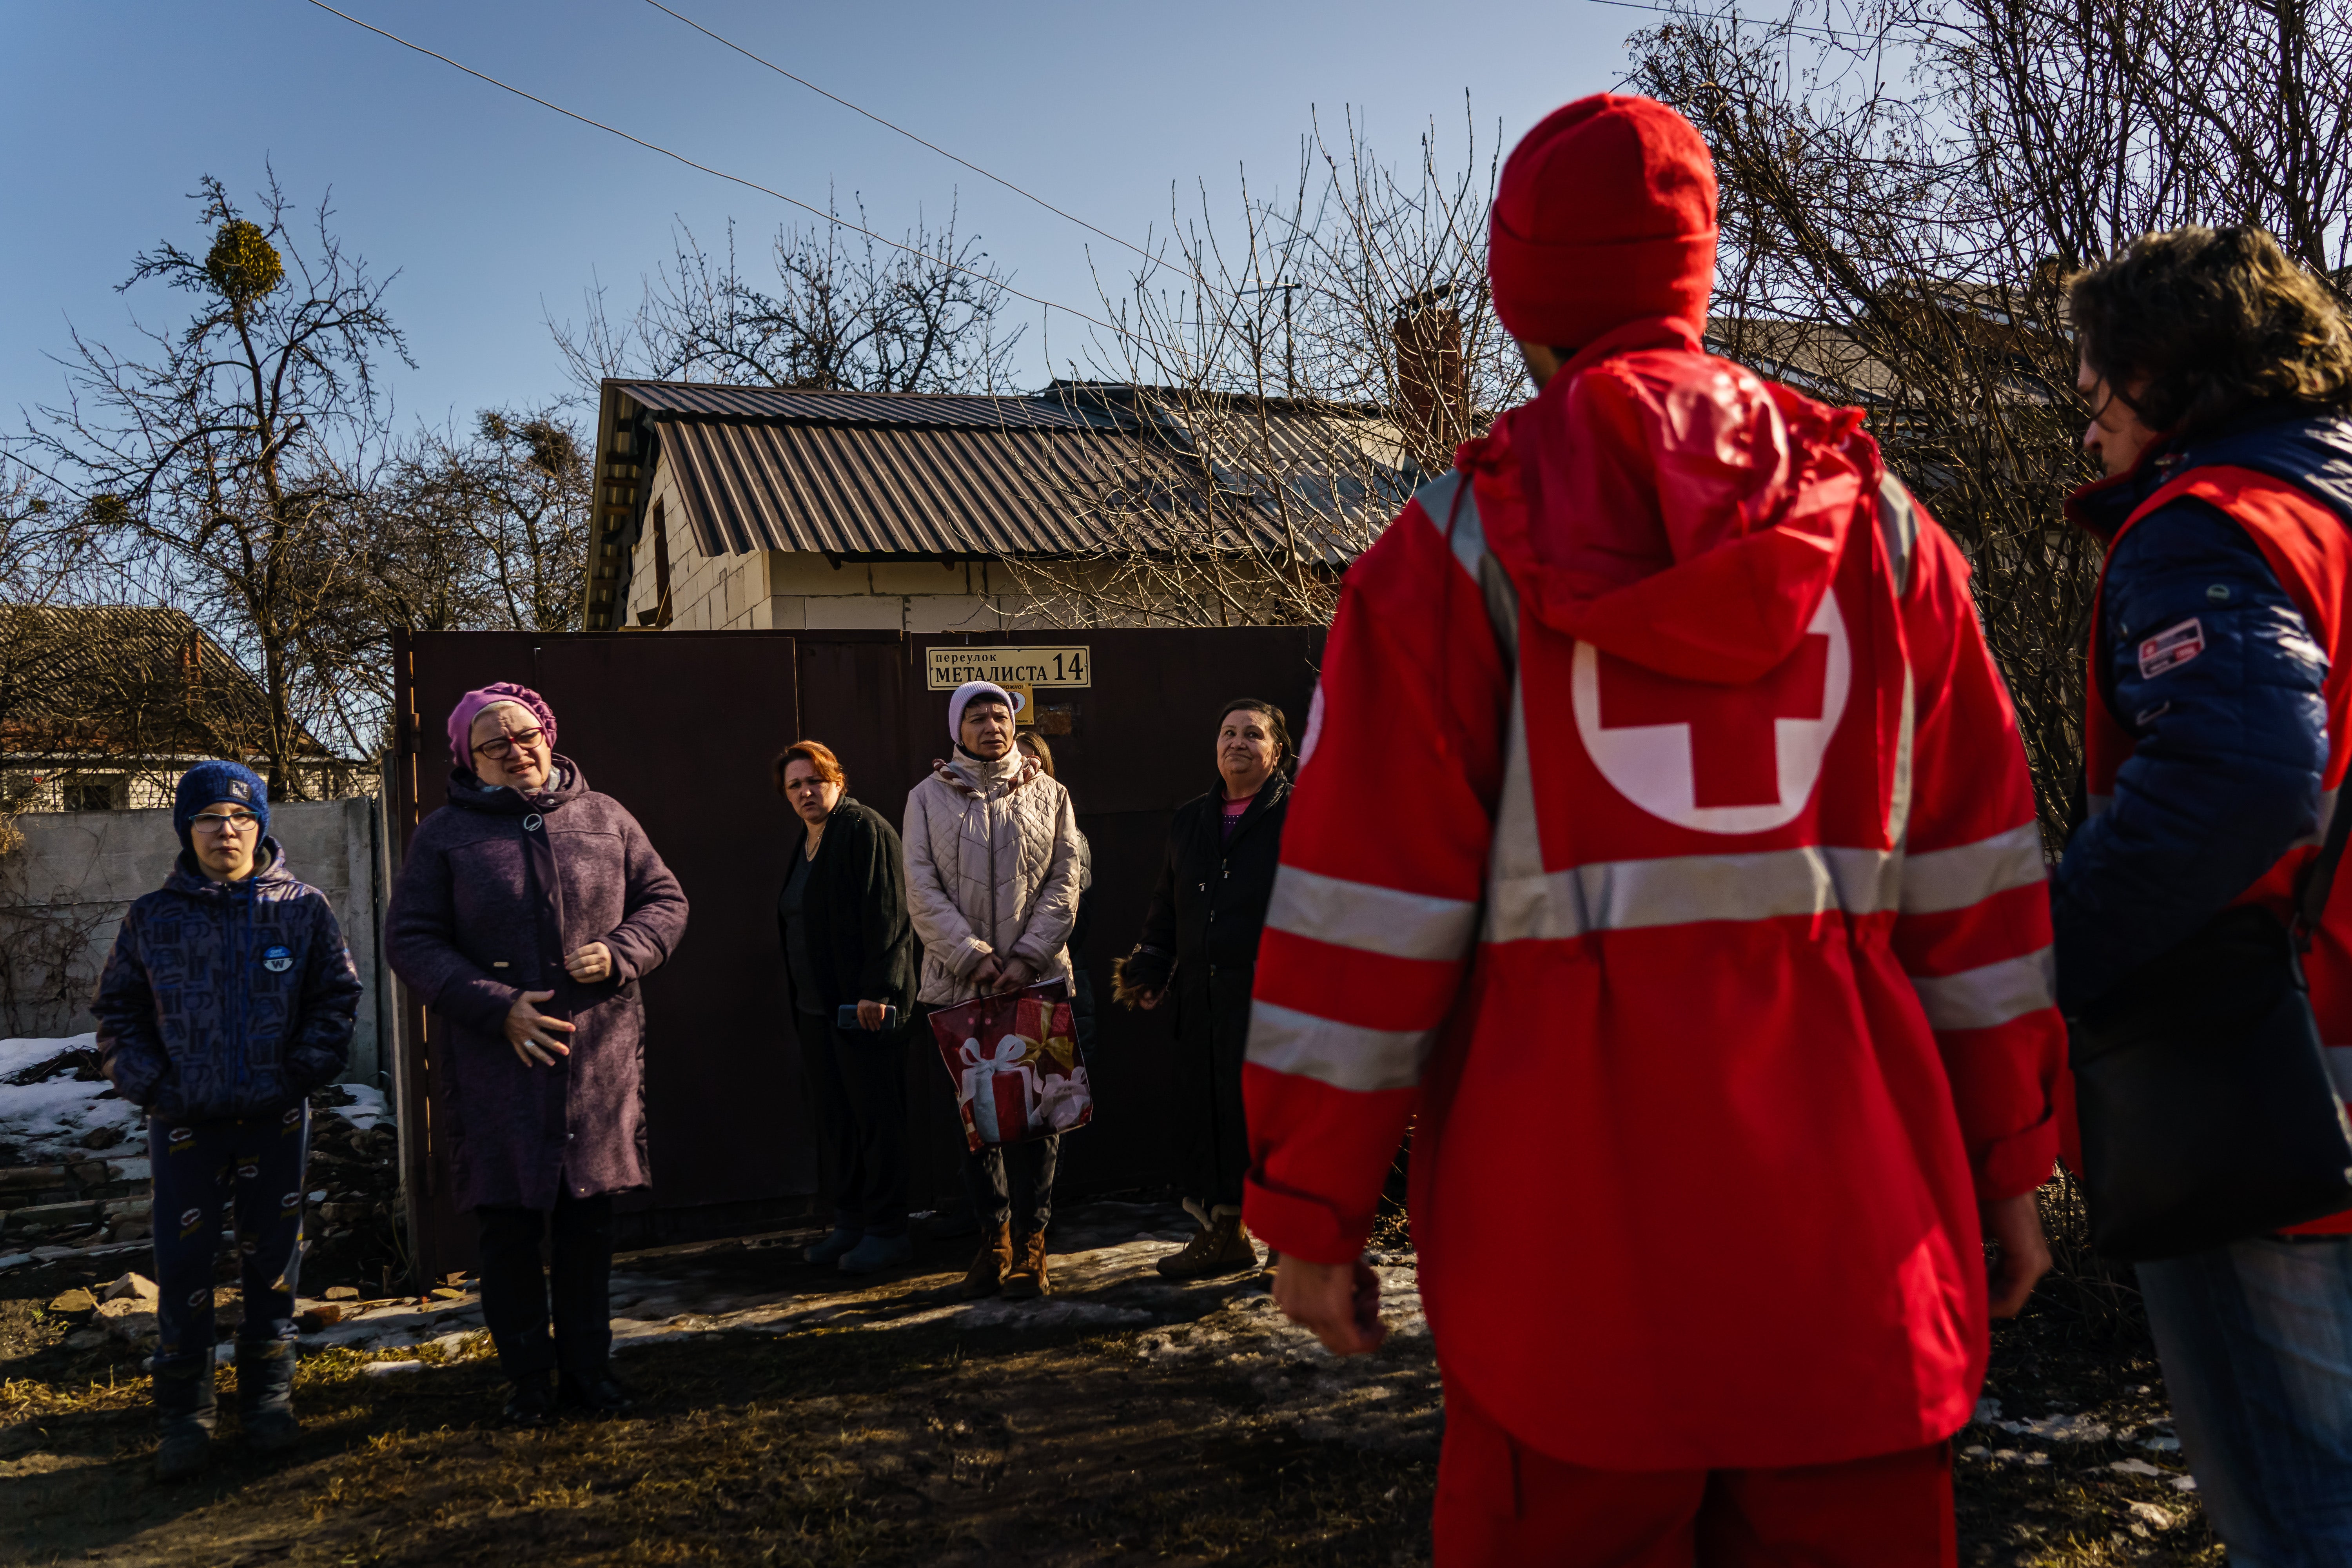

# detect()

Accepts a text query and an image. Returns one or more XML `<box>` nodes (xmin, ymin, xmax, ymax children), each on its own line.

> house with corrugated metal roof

<box><xmin>576</xmin><ymin>379</ymin><xmax>1414</xmax><ymax>634</ymax></box>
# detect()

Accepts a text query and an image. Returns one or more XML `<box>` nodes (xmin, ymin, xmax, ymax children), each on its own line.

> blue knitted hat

<box><xmin>172</xmin><ymin>760</ymin><xmax>270</xmax><ymax>851</ymax></box>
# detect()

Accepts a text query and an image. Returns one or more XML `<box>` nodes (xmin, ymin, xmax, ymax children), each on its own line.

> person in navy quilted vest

<box><xmin>94</xmin><ymin>759</ymin><xmax>363</xmax><ymax>1482</ymax></box>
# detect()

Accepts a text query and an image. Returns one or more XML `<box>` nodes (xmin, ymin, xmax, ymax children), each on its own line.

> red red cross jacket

<box><xmin>1244</xmin><ymin>324</ymin><xmax>2065</xmax><ymax>1470</ymax></box>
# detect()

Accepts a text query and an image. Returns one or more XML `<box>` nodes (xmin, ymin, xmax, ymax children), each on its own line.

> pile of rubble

<box><xmin>0</xmin><ymin>1047</ymin><xmax>399</xmax><ymax>1281</ymax></box>
<box><xmin>301</xmin><ymin>1088</ymin><xmax>401</xmax><ymax>1258</ymax></box>
<box><xmin>0</xmin><ymin>1151</ymin><xmax>152</xmax><ymax>1253</ymax></box>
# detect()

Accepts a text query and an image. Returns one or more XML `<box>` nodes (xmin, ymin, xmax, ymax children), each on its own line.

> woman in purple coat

<box><xmin>386</xmin><ymin>682</ymin><xmax>688</xmax><ymax>1425</ymax></box>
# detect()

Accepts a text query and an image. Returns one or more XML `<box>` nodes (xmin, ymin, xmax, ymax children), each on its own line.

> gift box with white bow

<box><xmin>928</xmin><ymin>982</ymin><xmax>1091</xmax><ymax>1149</ymax></box>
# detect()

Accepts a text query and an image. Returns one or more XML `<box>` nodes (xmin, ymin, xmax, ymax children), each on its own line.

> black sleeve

<box><xmin>854</xmin><ymin>808</ymin><xmax>912</xmax><ymax>1004</ymax></box>
<box><xmin>1123</xmin><ymin>813</ymin><xmax>1182</xmax><ymax>991</ymax></box>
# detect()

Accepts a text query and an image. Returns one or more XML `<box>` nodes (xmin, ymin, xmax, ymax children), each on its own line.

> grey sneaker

<box><xmin>838</xmin><ymin>1232</ymin><xmax>913</xmax><ymax>1274</ymax></box>
<box><xmin>804</xmin><ymin>1225</ymin><xmax>863</xmax><ymax>1265</ymax></box>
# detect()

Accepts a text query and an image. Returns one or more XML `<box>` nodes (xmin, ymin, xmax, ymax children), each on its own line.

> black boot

<box><xmin>237</xmin><ymin>1340</ymin><xmax>299</xmax><ymax>1454</ymax></box>
<box><xmin>152</xmin><ymin>1361</ymin><xmax>216</xmax><ymax>1482</ymax></box>
<box><xmin>558</xmin><ymin>1367</ymin><xmax>636</xmax><ymax>1417</ymax></box>
<box><xmin>502</xmin><ymin>1372</ymin><xmax>556</xmax><ymax>1428</ymax></box>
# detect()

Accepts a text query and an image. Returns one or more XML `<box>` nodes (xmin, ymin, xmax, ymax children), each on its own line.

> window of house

<box><xmin>63</xmin><ymin>779</ymin><xmax>125</xmax><ymax>811</ymax></box>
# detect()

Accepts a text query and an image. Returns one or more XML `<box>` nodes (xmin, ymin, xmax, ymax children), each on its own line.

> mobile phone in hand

<box><xmin>838</xmin><ymin>1003</ymin><xmax>899</xmax><ymax>1031</ymax></box>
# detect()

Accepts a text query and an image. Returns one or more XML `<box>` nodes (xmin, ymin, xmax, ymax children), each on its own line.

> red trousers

<box><xmin>1435</xmin><ymin>1383</ymin><xmax>1957</xmax><ymax>1568</ymax></box>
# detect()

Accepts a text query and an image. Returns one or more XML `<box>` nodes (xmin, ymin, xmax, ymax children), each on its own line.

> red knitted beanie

<box><xmin>1488</xmin><ymin>94</ymin><xmax>1719</xmax><ymax>353</ymax></box>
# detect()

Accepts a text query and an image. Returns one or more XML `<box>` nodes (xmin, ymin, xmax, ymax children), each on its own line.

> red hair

<box><xmin>773</xmin><ymin>739</ymin><xmax>846</xmax><ymax>796</ymax></box>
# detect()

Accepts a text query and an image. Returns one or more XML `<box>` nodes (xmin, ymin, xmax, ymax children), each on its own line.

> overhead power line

<box><xmin>302</xmin><ymin>0</ymin><xmax>1117</xmax><ymax>333</ymax></box>
<box><xmin>640</xmin><ymin>0</ymin><xmax>1159</xmax><ymax>267</ymax></box>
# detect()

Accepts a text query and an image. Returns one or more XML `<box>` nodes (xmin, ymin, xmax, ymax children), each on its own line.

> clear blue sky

<box><xmin>2</xmin><ymin>1</ymin><xmax>1636</xmax><ymax>435</ymax></box>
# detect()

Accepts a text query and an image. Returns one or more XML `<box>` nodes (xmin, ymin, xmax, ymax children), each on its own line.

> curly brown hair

<box><xmin>2069</xmin><ymin>225</ymin><xmax>2352</xmax><ymax>437</ymax></box>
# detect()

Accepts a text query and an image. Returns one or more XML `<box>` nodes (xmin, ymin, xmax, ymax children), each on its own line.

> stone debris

<box><xmin>103</xmin><ymin>1270</ymin><xmax>157</xmax><ymax>1302</ymax></box>
<box><xmin>0</xmin><ymin>1040</ymin><xmax>395</xmax><ymax>1259</ymax></box>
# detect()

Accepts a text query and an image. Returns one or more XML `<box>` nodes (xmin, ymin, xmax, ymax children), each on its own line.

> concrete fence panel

<box><xmin>0</xmin><ymin>798</ymin><xmax>385</xmax><ymax>1083</ymax></box>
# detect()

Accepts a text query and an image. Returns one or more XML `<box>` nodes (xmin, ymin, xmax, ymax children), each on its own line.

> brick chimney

<box><xmin>1394</xmin><ymin>285</ymin><xmax>1470</xmax><ymax>470</ymax></box>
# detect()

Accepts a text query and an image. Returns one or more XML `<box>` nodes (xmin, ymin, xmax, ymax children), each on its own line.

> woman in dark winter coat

<box><xmin>775</xmin><ymin>739</ymin><xmax>916</xmax><ymax>1276</ymax></box>
<box><xmin>1118</xmin><ymin>698</ymin><xmax>1293</xmax><ymax>1278</ymax></box>
<box><xmin>385</xmin><ymin>682</ymin><xmax>688</xmax><ymax>1426</ymax></box>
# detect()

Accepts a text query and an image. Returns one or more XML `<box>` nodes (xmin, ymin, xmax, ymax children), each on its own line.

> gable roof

<box><xmin>587</xmin><ymin>379</ymin><xmax>1415</xmax><ymax>612</ymax></box>
<box><xmin>0</xmin><ymin>606</ymin><xmax>332</xmax><ymax>761</ymax></box>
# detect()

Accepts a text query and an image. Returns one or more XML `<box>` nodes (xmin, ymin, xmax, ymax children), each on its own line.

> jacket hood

<box><xmin>1464</xmin><ymin>338</ymin><xmax>1875</xmax><ymax>684</ymax></box>
<box><xmin>445</xmin><ymin>755</ymin><xmax>589</xmax><ymax>816</ymax></box>
<box><xmin>166</xmin><ymin>837</ymin><xmax>296</xmax><ymax>898</ymax></box>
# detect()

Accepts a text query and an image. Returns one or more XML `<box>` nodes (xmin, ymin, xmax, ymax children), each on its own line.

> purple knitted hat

<box><xmin>447</xmin><ymin>682</ymin><xmax>558</xmax><ymax>768</ymax></box>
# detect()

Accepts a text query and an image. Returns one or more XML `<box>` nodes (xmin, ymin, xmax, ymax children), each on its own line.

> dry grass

<box><xmin>0</xmin><ymin>1192</ymin><xmax>2236</xmax><ymax>1567</ymax></box>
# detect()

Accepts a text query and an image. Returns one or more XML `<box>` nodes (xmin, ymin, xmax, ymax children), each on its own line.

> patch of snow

<box><xmin>2140</xmin><ymin>1434</ymin><xmax>2181</xmax><ymax>1451</ymax></box>
<box><xmin>1995</xmin><ymin>1411</ymin><xmax>2111</xmax><ymax>1442</ymax></box>
<box><xmin>2171</xmin><ymin>1474</ymin><xmax>2199</xmax><ymax>1493</ymax></box>
<box><xmin>2127</xmin><ymin>1500</ymin><xmax>2179</xmax><ymax>1528</ymax></box>
<box><xmin>0</xmin><ymin>1034</ymin><xmax>142</xmax><ymax>1163</ymax></box>
<box><xmin>1972</xmin><ymin>1397</ymin><xmax>2001</xmax><ymax>1425</ymax></box>
<box><xmin>2110</xmin><ymin>1458</ymin><xmax>2166</xmax><ymax>1477</ymax></box>
<box><xmin>0</xmin><ymin>1253</ymin><xmax>31</xmax><ymax>1272</ymax></box>
<box><xmin>363</xmin><ymin>1359</ymin><xmax>424</xmax><ymax>1376</ymax></box>
<box><xmin>334</xmin><ymin>1084</ymin><xmax>391</xmax><ymax>1130</ymax></box>
<box><xmin>0</xmin><ymin>1035</ymin><xmax>93</xmax><ymax>1079</ymax></box>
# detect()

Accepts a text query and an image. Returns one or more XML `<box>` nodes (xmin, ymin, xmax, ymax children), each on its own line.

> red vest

<box><xmin>2082</xmin><ymin>467</ymin><xmax>2352</xmax><ymax>1234</ymax></box>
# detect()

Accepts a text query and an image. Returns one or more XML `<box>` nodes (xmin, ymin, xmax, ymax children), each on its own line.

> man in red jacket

<box><xmin>1248</xmin><ymin>95</ymin><xmax>2063</xmax><ymax>1565</ymax></box>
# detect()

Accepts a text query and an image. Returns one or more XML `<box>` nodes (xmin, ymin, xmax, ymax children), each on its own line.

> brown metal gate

<box><xmin>390</xmin><ymin>626</ymin><xmax>1324</xmax><ymax>1279</ymax></box>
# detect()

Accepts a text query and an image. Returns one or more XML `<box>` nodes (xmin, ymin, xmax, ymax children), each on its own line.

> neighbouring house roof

<box><xmin>1707</xmin><ymin>318</ymin><xmax>1901</xmax><ymax>406</ymax></box>
<box><xmin>583</xmin><ymin>378</ymin><xmax>1419</xmax><ymax>625</ymax></box>
<box><xmin>0</xmin><ymin>606</ymin><xmax>332</xmax><ymax>762</ymax></box>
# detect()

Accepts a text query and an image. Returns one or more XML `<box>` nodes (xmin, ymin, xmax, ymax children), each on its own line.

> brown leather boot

<box><xmin>961</xmin><ymin>1221</ymin><xmax>1013</xmax><ymax>1299</ymax></box>
<box><xmin>1156</xmin><ymin>1206</ymin><xmax>1260</xmax><ymax>1279</ymax></box>
<box><xmin>1002</xmin><ymin>1229</ymin><xmax>1052</xmax><ymax>1299</ymax></box>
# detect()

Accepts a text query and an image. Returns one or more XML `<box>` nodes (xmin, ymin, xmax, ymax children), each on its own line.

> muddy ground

<box><xmin>0</xmin><ymin>1195</ymin><xmax>2221</xmax><ymax>1566</ymax></box>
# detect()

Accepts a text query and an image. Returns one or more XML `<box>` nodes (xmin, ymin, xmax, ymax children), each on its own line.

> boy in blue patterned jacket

<box><xmin>94</xmin><ymin>760</ymin><xmax>363</xmax><ymax>1481</ymax></box>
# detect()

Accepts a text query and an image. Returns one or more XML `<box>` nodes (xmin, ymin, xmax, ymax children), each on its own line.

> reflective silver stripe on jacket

<box><xmin>1909</xmin><ymin>947</ymin><xmax>2057</xmax><ymax>1031</ymax></box>
<box><xmin>1485</xmin><ymin>845</ymin><xmax>1905</xmax><ymax>943</ymax></box>
<box><xmin>1879</xmin><ymin>475</ymin><xmax>1921</xmax><ymax>599</ymax></box>
<box><xmin>1899</xmin><ymin>823</ymin><xmax>2047</xmax><ymax>914</ymax></box>
<box><xmin>1245</xmin><ymin>1000</ymin><xmax>1437</xmax><ymax>1093</ymax></box>
<box><xmin>1265</xmin><ymin>865</ymin><xmax>1480</xmax><ymax>962</ymax></box>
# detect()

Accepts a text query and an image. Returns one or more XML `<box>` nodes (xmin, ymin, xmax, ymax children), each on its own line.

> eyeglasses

<box><xmin>190</xmin><ymin>811</ymin><xmax>262</xmax><ymax>836</ymax></box>
<box><xmin>472</xmin><ymin>728</ymin><xmax>546</xmax><ymax>760</ymax></box>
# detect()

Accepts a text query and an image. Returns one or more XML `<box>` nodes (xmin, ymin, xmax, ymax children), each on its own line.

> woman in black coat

<box><xmin>1117</xmin><ymin>698</ymin><xmax>1292</xmax><ymax>1279</ymax></box>
<box><xmin>775</xmin><ymin>740</ymin><xmax>917</xmax><ymax>1274</ymax></box>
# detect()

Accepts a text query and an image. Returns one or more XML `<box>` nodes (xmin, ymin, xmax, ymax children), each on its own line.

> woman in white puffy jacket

<box><xmin>904</xmin><ymin>681</ymin><xmax>1083</xmax><ymax>1300</ymax></box>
